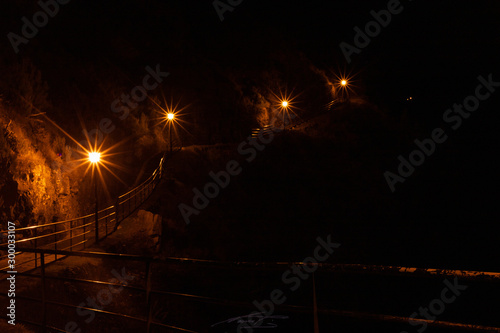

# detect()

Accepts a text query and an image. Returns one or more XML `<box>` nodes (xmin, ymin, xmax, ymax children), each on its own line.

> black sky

<box><xmin>1</xmin><ymin>0</ymin><xmax>499</xmax><ymax>140</ymax></box>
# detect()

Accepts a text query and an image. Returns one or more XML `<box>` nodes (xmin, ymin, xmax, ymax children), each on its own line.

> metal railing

<box><xmin>0</xmin><ymin>153</ymin><xmax>167</xmax><ymax>271</ymax></box>
<box><xmin>251</xmin><ymin>124</ymin><xmax>274</xmax><ymax>138</ymax></box>
<box><xmin>0</xmin><ymin>248</ymin><xmax>195</xmax><ymax>333</ymax></box>
<box><xmin>0</xmin><ymin>247</ymin><xmax>499</xmax><ymax>333</ymax></box>
<box><xmin>250</xmin><ymin>99</ymin><xmax>343</xmax><ymax>138</ymax></box>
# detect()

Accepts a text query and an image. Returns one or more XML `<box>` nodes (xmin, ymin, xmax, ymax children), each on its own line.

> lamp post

<box><xmin>166</xmin><ymin>112</ymin><xmax>175</xmax><ymax>153</ymax></box>
<box><xmin>340</xmin><ymin>79</ymin><xmax>348</xmax><ymax>102</ymax></box>
<box><xmin>281</xmin><ymin>100</ymin><xmax>289</xmax><ymax>131</ymax></box>
<box><xmin>88</xmin><ymin>151</ymin><xmax>101</xmax><ymax>243</ymax></box>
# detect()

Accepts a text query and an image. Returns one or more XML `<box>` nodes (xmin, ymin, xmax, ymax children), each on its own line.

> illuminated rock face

<box><xmin>0</xmin><ymin>112</ymin><xmax>83</xmax><ymax>230</ymax></box>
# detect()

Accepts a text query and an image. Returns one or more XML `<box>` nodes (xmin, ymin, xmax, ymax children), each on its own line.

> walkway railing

<box><xmin>0</xmin><ymin>248</ymin><xmax>499</xmax><ymax>333</ymax></box>
<box><xmin>251</xmin><ymin>99</ymin><xmax>343</xmax><ymax>138</ymax></box>
<box><xmin>0</xmin><ymin>153</ymin><xmax>167</xmax><ymax>271</ymax></box>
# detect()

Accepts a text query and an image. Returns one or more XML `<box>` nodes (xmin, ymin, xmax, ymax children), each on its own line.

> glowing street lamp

<box><xmin>89</xmin><ymin>152</ymin><xmax>101</xmax><ymax>163</ymax></box>
<box><xmin>337</xmin><ymin>77</ymin><xmax>351</xmax><ymax>102</ymax></box>
<box><xmin>271</xmin><ymin>89</ymin><xmax>298</xmax><ymax>132</ymax></box>
<box><xmin>166</xmin><ymin>112</ymin><xmax>175</xmax><ymax>153</ymax></box>
<box><xmin>88</xmin><ymin>151</ymin><xmax>101</xmax><ymax>243</ymax></box>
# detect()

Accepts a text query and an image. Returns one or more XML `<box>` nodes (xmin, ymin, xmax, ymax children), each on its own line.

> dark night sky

<box><xmin>3</xmin><ymin>1</ymin><xmax>499</xmax><ymax>87</ymax></box>
<box><xmin>1</xmin><ymin>0</ymin><xmax>499</xmax><ymax>173</ymax></box>
<box><xmin>2</xmin><ymin>0</ymin><xmax>499</xmax><ymax>112</ymax></box>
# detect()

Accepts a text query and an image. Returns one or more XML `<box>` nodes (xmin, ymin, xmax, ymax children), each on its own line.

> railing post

<box><xmin>41</xmin><ymin>250</ymin><xmax>47</xmax><ymax>333</ymax></box>
<box><xmin>146</xmin><ymin>261</ymin><xmax>152</xmax><ymax>333</ymax></box>
<box><xmin>54</xmin><ymin>232</ymin><xmax>57</xmax><ymax>261</ymax></box>
<box><xmin>83</xmin><ymin>219</ymin><xmax>86</xmax><ymax>250</ymax></box>
<box><xmin>160</xmin><ymin>155</ymin><xmax>164</xmax><ymax>178</ymax></box>
<box><xmin>34</xmin><ymin>228</ymin><xmax>38</xmax><ymax>269</ymax></box>
<box><xmin>115</xmin><ymin>199</ymin><xmax>120</xmax><ymax>226</ymax></box>
<box><xmin>95</xmin><ymin>210</ymin><xmax>99</xmax><ymax>244</ymax></box>
<box><xmin>313</xmin><ymin>272</ymin><xmax>319</xmax><ymax>333</ymax></box>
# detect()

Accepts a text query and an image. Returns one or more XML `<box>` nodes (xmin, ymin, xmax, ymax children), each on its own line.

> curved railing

<box><xmin>250</xmin><ymin>99</ymin><xmax>344</xmax><ymax>138</ymax></box>
<box><xmin>0</xmin><ymin>153</ymin><xmax>167</xmax><ymax>271</ymax></box>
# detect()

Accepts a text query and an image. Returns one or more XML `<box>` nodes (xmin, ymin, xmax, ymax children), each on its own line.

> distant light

<box><xmin>341</xmin><ymin>80</ymin><xmax>347</xmax><ymax>86</ymax></box>
<box><xmin>281</xmin><ymin>101</ymin><xmax>288</xmax><ymax>108</ymax></box>
<box><xmin>89</xmin><ymin>152</ymin><xmax>101</xmax><ymax>163</ymax></box>
<box><xmin>167</xmin><ymin>113</ymin><xmax>175</xmax><ymax>120</ymax></box>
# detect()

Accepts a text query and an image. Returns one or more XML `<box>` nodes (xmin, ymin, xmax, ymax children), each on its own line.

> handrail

<box><xmin>6</xmin><ymin>213</ymin><xmax>95</xmax><ymax>232</ymax></box>
<box><xmin>4</xmin><ymin>247</ymin><xmax>500</xmax><ymax>282</ymax></box>
<box><xmin>1</xmin><ymin>248</ymin><xmax>499</xmax><ymax>333</ymax></box>
<box><xmin>119</xmin><ymin>155</ymin><xmax>164</xmax><ymax>199</ymax></box>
